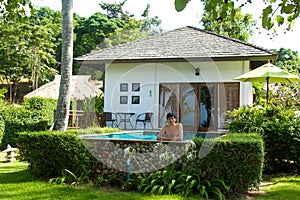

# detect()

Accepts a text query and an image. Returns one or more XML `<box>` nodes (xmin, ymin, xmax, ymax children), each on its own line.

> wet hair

<box><xmin>166</xmin><ymin>112</ymin><xmax>176</xmax><ymax>120</ymax></box>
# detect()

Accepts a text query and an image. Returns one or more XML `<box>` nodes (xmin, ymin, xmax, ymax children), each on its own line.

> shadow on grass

<box><xmin>0</xmin><ymin>168</ymin><xmax>35</xmax><ymax>183</ymax></box>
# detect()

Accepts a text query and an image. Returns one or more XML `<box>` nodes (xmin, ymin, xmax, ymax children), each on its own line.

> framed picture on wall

<box><xmin>132</xmin><ymin>96</ymin><xmax>140</xmax><ymax>104</ymax></box>
<box><xmin>120</xmin><ymin>83</ymin><xmax>128</xmax><ymax>92</ymax></box>
<box><xmin>132</xmin><ymin>83</ymin><xmax>140</xmax><ymax>92</ymax></box>
<box><xmin>120</xmin><ymin>96</ymin><xmax>128</xmax><ymax>104</ymax></box>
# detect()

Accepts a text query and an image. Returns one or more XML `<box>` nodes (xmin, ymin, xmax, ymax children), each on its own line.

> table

<box><xmin>116</xmin><ymin>112</ymin><xmax>135</xmax><ymax>129</ymax></box>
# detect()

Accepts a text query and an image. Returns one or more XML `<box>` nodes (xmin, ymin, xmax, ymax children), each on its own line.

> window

<box><xmin>120</xmin><ymin>96</ymin><xmax>128</xmax><ymax>104</ymax></box>
<box><xmin>120</xmin><ymin>83</ymin><xmax>128</xmax><ymax>92</ymax></box>
<box><xmin>132</xmin><ymin>96</ymin><xmax>140</xmax><ymax>104</ymax></box>
<box><xmin>132</xmin><ymin>83</ymin><xmax>140</xmax><ymax>92</ymax></box>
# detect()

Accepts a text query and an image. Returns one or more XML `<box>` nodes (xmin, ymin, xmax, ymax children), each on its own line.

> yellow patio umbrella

<box><xmin>233</xmin><ymin>62</ymin><xmax>300</xmax><ymax>104</ymax></box>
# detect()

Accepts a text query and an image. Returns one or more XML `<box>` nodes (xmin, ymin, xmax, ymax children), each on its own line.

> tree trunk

<box><xmin>53</xmin><ymin>0</ymin><xmax>73</xmax><ymax>131</ymax></box>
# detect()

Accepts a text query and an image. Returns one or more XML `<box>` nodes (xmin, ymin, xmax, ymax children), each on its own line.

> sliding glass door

<box><xmin>159</xmin><ymin>83</ymin><xmax>239</xmax><ymax>132</ymax></box>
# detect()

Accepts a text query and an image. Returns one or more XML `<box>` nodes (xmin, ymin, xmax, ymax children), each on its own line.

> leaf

<box><xmin>158</xmin><ymin>186</ymin><xmax>165</xmax><ymax>195</ymax></box>
<box><xmin>262</xmin><ymin>14</ymin><xmax>274</xmax><ymax>30</ymax></box>
<box><xmin>275</xmin><ymin>15</ymin><xmax>285</xmax><ymax>26</ymax></box>
<box><xmin>174</xmin><ymin>0</ymin><xmax>190</xmax><ymax>12</ymax></box>
<box><xmin>263</xmin><ymin>5</ymin><xmax>273</xmax><ymax>14</ymax></box>
<box><xmin>151</xmin><ymin>185</ymin><xmax>160</xmax><ymax>194</ymax></box>
<box><xmin>281</xmin><ymin>4</ymin><xmax>295</xmax><ymax>14</ymax></box>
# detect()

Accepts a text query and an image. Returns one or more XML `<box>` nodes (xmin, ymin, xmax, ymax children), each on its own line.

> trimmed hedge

<box><xmin>17</xmin><ymin>131</ymin><xmax>264</xmax><ymax>193</ymax></box>
<box><xmin>228</xmin><ymin>105</ymin><xmax>300</xmax><ymax>174</ymax></box>
<box><xmin>0</xmin><ymin>97</ymin><xmax>57</xmax><ymax>150</ymax></box>
<box><xmin>194</xmin><ymin>133</ymin><xmax>264</xmax><ymax>192</ymax></box>
<box><xmin>17</xmin><ymin>130</ymin><xmax>97</xmax><ymax>179</ymax></box>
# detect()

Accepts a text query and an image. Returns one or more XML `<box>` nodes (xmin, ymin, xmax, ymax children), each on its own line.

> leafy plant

<box><xmin>133</xmin><ymin>154</ymin><xmax>229</xmax><ymax>199</ymax></box>
<box><xmin>49</xmin><ymin>169</ymin><xmax>91</xmax><ymax>186</ymax></box>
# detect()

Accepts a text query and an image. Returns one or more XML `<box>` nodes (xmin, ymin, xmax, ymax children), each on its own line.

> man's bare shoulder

<box><xmin>176</xmin><ymin>123</ymin><xmax>183</xmax><ymax>127</ymax></box>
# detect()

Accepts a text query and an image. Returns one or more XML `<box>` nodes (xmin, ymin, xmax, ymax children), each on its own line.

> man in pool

<box><xmin>156</xmin><ymin>113</ymin><xmax>183</xmax><ymax>141</ymax></box>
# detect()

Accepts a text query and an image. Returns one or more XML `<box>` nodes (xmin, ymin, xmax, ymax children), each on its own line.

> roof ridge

<box><xmin>186</xmin><ymin>26</ymin><xmax>274</xmax><ymax>55</ymax></box>
<box><xmin>77</xmin><ymin>26</ymin><xmax>191</xmax><ymax>59</ymax></box>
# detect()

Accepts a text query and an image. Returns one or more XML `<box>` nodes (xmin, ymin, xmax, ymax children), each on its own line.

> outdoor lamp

<box><xmin>195</xmin><ymin>67</ymin><xmax>200</xmax><ymax>76</ymax></box>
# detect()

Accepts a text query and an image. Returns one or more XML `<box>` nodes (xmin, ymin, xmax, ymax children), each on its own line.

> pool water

<box><xmin>82</xmin><ymin>131</ymin><xmax>222</xmax><ymax>141</ymax></box>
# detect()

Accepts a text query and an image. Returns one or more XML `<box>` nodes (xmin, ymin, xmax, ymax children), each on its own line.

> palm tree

<box><xmin>53</xmin><ymin>0</ymin><xmax>73</xmax><ymax>131</ymax></box>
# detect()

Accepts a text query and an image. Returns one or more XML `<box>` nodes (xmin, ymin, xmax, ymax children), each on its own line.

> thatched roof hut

<box><xmin>24</xmin><ymin>75</ymin><xmax>102</xmax><ymax>100</ymax></box>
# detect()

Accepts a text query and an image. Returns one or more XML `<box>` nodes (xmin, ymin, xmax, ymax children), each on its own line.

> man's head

<box><xmin>166</xmin><ymin>113</ymin><xmax>176</xmax><ymax>120</ymax></box>
<box><xmin>166</xmin><ymin>113</ymin><xmax>176</xmax><ymax>125</ymax></box>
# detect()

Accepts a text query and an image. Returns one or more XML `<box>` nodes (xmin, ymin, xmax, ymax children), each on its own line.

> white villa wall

<box><xmin>104</xmin><ymin>61</ymin><xmax>252</xmax><ymax>129</ymax></box>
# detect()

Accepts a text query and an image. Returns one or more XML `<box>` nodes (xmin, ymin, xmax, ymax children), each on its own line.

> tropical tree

<box><xmin>28</xmin><ymin>7</ymin><xmax>62</xmax><ymax>90</ymax></box>
<box><xmin>0</xmin><ymin>18</ymin><xmax>32</xmax><ymax>103</ymax></box>
<box><xmin>201</xmin><ymin>1</ymin><xmax>256</xmax><ymax>42</ymax></box>
<box><xmin>140</xmin><ymin>4</ymin><xmax>162</xmax><ymax>35</ymax></box>
<box><xmin>275</xmin><ymin>48</ymin><xmax>300</xmax><ymax>73</ymax></box>
<box><xmin>0</xmin><ymin>0</ymin><xmax>34</xmax><ymax>20</ymax></box>
<box><xmin>175</xmin><ymin>0</ymin><xmax>300</xmax><ymax>31</ymax></box>
<box><xmin>53</xmin><ymin>0</ymin><xmax>73</xmax><ymax>131</ymax></box>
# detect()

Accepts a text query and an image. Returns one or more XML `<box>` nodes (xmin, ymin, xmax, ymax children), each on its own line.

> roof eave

<box><xmin>75</xmin><ymin>54</ymin><xmax>277</xmax><ymax>65</ymax></box>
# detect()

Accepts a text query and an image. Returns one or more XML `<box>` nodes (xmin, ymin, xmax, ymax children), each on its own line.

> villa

<box><xmin>76</xmin><ymin>26</ymin><xmax>276</xmax><ymax>132</ymax></box>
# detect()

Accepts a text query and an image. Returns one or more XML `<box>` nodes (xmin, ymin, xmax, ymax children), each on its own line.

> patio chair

<box><xmin>100</xmin><ymin>112</ymin><xmax>119</xmax><ymax>128</ymax></box>
<box><xmin>135</xmin><ymin>112</ymin><xmax>154</xmax><ymax>129</ymax></box>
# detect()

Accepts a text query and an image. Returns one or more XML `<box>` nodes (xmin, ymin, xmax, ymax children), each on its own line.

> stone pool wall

<box><xmin>81</xmin><ymin>138</ymin><xmax>191</xmax><ymax>177</ymax></box>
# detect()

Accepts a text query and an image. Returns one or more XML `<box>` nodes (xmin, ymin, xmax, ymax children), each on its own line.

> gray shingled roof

<box><xmin>76</xmin><ymin>26</ymin><xmax>276</xmax><ymax>63</ymax></box>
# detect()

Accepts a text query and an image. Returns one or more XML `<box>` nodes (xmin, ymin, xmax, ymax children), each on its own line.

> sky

<box><xmin>31</xmin><ymin>0</ymin><xmax>300</xmax><ymax>54</ymax></box>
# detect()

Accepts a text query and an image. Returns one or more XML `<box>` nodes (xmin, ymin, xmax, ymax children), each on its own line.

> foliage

<box><xmin>227</xmin><ymin>104</ymin><xmax>300</xmax><ymax>174</ymax></box>
<box><xmin>17</xmin><ymin>130</ymin><xmax>98</xmax><ymax>179</ymax></box>
<box><xmin>197</xmin><ymin>134</ymin><xmax>264</xmax><ymax>193</ymax></box>
<box><xmin>0</xmin><ymin>97</ymin><xmax>57</xmax><ymax>149</ymax></box>
<box><xmin>175</xmin><ymin>0</ymin><xmax>300</xmax><ymax>31</ymax></box>
<box><xmin>227</xmin><ymin>105</ymin><xmax>265</xmax><ymax>134</ymax></box>
<box><xmin>201</xmin><ymin>1</ymin><xmax>256</xmax><ymax>42</ymax></box>
<box><xmin>134</xmin><ymin>163</ymin><xmax>229</xmax><ymax>199</ymax></box>
<box><xmin>0</xmin><ymin>12</ymin><xmax>59</xmax><ymax>102</ymax></box>
<box><xmin>129</xmin><ymin>134</ymin><xmax>263</xmax><ymax>195</ymax></box>
<box><xmin>49</xmin><ymin>169</ymin><xmax>91</xmax><ymax>186</ymax></box>
<box><xmin>17</xmin><ymin>130</ymin><xmax>263</xmax><ymax>195</ymax></box>
<box><xmin>80</xmin><ymin>95</ymin><xmax>105</xmax><ymax>127</ymax></box>
<box><xmin>28</xmin><ymin>7</ymin><xmax>61</xmax><ymax>89</ymax></box>
<box><xmin>0</xmin><ymin>0</ymin><xmax>34</xmax><ymax>20</ymax></box>
<box><xmin>76</xmin><ymin>126</ymin><xmax>120</xmax><ymax>135</ymax></box>
<box><xmin>140</xmin><ymin>4</ymin><xmax>162</xmax><ymax>35</ymax></box>
<box><xmin>276</xmin><ymin>48</ymin><xmax>299</xmax><ymax>74</ymax></box>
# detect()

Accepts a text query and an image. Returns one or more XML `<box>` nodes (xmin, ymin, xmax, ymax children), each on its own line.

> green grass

<box><xmin>0</xmin><ymin>153</ymin><xmax>194</xmax><ymax>200</ymax></box>
<box><xmin>250</xmin><ymin>176</ymin><xmax>300</xmax><ymax>200</ymax></box>
<box><xmin>1</xmin><ymin>152</ymin><xmax>300</xmax><ymax>200</ymax></box>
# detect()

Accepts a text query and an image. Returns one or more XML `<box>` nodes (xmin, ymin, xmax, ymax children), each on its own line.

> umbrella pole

<box><xmin>266</xmin><ymin>77</ymin><xmax>269</xmax><ymax>105</ymax></box>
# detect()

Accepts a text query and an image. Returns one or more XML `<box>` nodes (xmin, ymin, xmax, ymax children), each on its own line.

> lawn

<box><xmin>0</xmin><ymin>152</ymin><xmax>299</xmax><ymax>200</ymax></box>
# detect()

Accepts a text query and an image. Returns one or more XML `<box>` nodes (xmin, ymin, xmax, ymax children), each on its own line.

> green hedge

<box><xmin>17</xmin><ymin>130</ymin><xmax>98</xmax><ymax>179</ymax></box>
<box><xmin>17</xmin><ymin>131</ymin><xmax>263</xmax><ymax>194</ymax></box>
<box><xmin>0</xmin><ymin>97</ymin><xmax>57</xmax><ymax>150</ymax></box>
<box><xmin>228</xmin><ymin>105</ymin><xmax>300</xmax><ymax>174</ymax></box>
<box><xmin>194</xmin><ymin>133</ymin><xmax>264</xmax><ymax>193</ymax></box>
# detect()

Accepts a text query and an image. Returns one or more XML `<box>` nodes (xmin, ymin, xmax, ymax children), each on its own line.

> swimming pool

<box><xmin>81</xmin><ymin>131</ymin><xmax>222</xmax><ymax>141</ymax></box>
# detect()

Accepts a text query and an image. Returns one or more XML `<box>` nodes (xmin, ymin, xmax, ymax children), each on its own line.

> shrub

<box><xmin>227</xmin><ymin>104</ymin><xmax>300</xmax><ymax>174</ymax></box>
<box><xmin>23</xmin><ymin>97</ymin><xmax>57</xmax><ymax>125</ymax></box>
<box><xmin>17</xmin><ymin>131</ymin><xmax>263</xmax><ymax>195</ymax></box>
<box><xmin>131</xmin><ymin>134</ymin><xmax>263</xmax><ymax>196</ymax></box>
<box><xmin>0</xmin><ymin>97</ymin><xmax>57</xmax><ymax>150</ymax></box>
<box><xmin>17</xmin><ymin>130</ymin><xmax>98</xmax><ymax>179</ymax></box>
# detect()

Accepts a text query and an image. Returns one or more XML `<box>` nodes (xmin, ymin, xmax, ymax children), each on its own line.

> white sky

<box><xmin>31</xmin><ymin>0</ymin><xmax>300</xmax><ymax>54</ymax></box>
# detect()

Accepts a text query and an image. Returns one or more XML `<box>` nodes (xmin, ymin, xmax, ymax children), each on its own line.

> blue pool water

<box><xmin>82</xmin><ymin>131</ymin><xmax>222</xmax><ymax>141</ymax></box>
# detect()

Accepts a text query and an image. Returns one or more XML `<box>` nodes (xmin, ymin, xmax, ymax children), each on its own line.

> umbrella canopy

<box><xmin>233</xmin><ymin>63</ymin><xmax>300</xmax><ymax>104</ymax></box>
